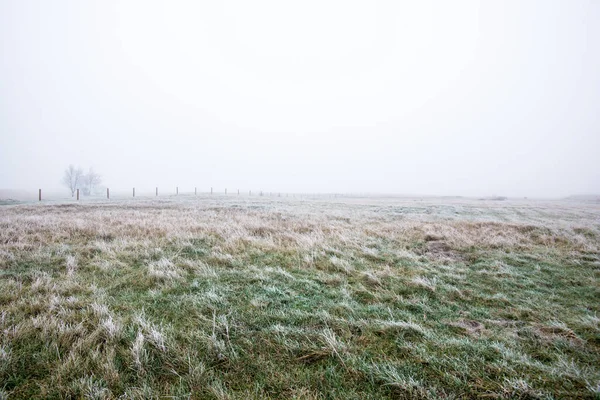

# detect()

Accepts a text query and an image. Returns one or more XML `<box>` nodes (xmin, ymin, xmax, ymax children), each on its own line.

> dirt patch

<box><xmin>446</xmin><ymin>319</ymin><xmax>486</xmax><ymax>337</ymax></box>
<box><xmin>424</xmin><ymin>234</ymin><xmax>444</xmax><ymax>242</ymax></box>
<box><xmin>535</xmin><ymin>324</ymin><xmax>584</xmax><ymax>345</ymax></box>
<box><xmin>427</xmin><ymin>241</ymin><xmax>451</xmax><ymax>253</ymax></box>
<box><xmin>419</xmin><ymin>240</ymin><xmax>463</xmax><ymax>261</ymax></box>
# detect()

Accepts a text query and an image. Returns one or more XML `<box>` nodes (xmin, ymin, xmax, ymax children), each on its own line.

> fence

<box><xmin>33</xmin><ymin>188</ymin><xmax>347</xmax><ymax>202</ymax></box>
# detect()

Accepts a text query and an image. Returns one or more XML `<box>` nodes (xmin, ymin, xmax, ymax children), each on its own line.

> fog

<box><xmin>1</xmin><ymin>0</ymin><xmax>599</xmax><ymax>198</ymax></box>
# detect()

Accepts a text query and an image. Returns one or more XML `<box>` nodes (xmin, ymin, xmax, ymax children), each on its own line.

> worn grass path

<box><xmin>1</xmin><ymin>196</ymin><xmax>599</xmax><ymax>398</ymax></box>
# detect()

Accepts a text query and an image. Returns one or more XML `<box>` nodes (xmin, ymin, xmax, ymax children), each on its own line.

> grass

<box><xmin>0</xmin><ymin>195</ymin><xmax>599</xmax><ymax>399</ymax></box>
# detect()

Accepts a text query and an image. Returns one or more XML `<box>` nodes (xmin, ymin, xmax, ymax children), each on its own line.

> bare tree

<box><xmin>82</xmin><ymin>168</ymin><xmax>102</xmax><ymax>196</ymax></box>
<box><xmin>61</xmin><ymin>165</ymin><xmax>84</xmax><ymax>197</ymax></box>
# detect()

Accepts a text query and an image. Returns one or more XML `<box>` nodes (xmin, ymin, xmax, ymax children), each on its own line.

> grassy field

<box><xmin>0</xmin><ymin>195</ymin><xmax>599</xmax><ymax>399</ymax></box>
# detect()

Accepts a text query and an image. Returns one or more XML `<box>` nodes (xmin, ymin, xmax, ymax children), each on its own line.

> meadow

<box><xmin>0</xmin><ymin>195</ymin><xmax>599</xmax><ymax>399</ymax></box>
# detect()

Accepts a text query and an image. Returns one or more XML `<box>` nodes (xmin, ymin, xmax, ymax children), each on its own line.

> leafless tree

<box><xmin>82</xmin><ymin>168</ymin><xmax>102</xmax><ymax>195</ymax></box>
<box><xmin>61</xmin><ymin>165</ymin><xmax>84</xmax><ymax>197</ymax></box>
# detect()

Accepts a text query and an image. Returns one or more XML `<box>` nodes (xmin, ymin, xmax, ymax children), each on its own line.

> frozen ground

<box><xmin>0</xmin><ymin>195</ymin><xmax>599</xmax><ymax>398</ymax></box>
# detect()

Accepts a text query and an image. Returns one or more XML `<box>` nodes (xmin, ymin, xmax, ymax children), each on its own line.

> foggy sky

<box><xmin>1</xmin><ymin>0</ymin><xmax>599</xmax><ymax>197</ymax></box>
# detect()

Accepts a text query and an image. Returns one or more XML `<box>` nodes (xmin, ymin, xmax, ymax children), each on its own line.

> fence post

<box><xmin>77</xmin><ymin>189</ymin><xmax>79</xmax><ymax>200</ymax></box>
<box><xmin>156</xmin><ymin>187</ymin><xmax>158</xmax><ymax>196</ymax></box>
<box><xmin>107</xmin><ymin>188</ymin><xmax>110</xmax><ymax>199</ymax></box>
<box><xmin>133</xmin><ymin>187</ymin><xmax>135</xmax><ymax>197</ymax></box>
<box><xmin>39</xmin><ymin>189</ymin><xmax>41</xmax><ymax>201</ymax></box>
<box><xmin>238</xmin><ymin>189</ymin><xmax>239</xmax><ymax>195</ymax></box>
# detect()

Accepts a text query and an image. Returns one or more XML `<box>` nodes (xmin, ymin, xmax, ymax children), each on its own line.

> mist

<box><xmin>1</xmin><ymin>0</ymin><xmax>599</xmax><ymax>198</ymax></box>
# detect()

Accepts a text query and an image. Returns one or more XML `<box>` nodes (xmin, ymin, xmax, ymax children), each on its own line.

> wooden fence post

<box><xmin>133</xmin><ymin>187</ymin><xmax>135</xmax><ymax>197</ymax></box>
<box><xmin>39</xmin><ymin>189</ymin><xmax>41</xmax><ymax>201</ymax></box>
<box><xmin>107</xmin><ymin>188</ymin><xmax>110</xmax><ymax>199</ymax></box>
<box><xmin>77</xmin><ymin>189</ymin><xmax>79</xmax><ymax>200</ymax></box>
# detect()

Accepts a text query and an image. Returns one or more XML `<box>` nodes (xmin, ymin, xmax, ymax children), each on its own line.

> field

<box><xmin>0</xmin><ymin>195</ymin><xmax>599</xmax><ymax>399</ymax></box>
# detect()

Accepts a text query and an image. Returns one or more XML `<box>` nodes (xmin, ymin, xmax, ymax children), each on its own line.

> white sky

<box><xmin>1</xmin><ymin>0</ymin><xmax>599</xmax><ymax>197</ymax></box>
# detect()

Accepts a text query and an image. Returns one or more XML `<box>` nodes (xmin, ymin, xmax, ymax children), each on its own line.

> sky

<box><xmin>1</xmin><ymin>0</ymin><xmax>599</xmax><ymax>197</ymax></box>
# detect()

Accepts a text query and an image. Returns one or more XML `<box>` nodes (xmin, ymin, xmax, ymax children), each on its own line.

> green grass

<box><xmin>0</xmin><ymin>196</ymin><xmax>599</xmax><ymax>399</ymax></box>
